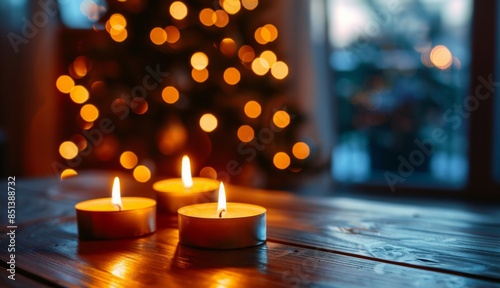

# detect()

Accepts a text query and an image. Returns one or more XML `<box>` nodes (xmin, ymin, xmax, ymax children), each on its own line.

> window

<box><xmin>326</xmin><ymin>0</ymin><xmax>474</xmax><ymax>192</ymax></box>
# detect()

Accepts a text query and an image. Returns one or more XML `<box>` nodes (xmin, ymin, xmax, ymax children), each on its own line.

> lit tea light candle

<box><xmin>178</xmin><ymin>182</ymin><xmax>266</xmax><ymax>249</ymax></box>
<box><xmin>153</xmin><ymin>155</ymin><xmax>218</xmax><ymax>213</ymax></box>
<box><xmin>75</xmin><ymin>177</ymin><xmax>156</xmax><ymax>240</ymax></box>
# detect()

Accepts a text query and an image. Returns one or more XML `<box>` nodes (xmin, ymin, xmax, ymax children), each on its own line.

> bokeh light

<box><xmin>133</xmin><ymin>165</ymin><xmax>151</xmax><ymax>182</ymax></box>
<box><xmin>59</xmin><ymin>141</ymin><xmax>79</xmax><ymax>160</ymax></box>
<box><xmin>60</xmin><ymin>169</ymin><xmax>78</xmax><ymax>180</ymax></box>
<box><xmin>260</xmin><ymin>27</ymin><xmax>271</xmax><ymax>43</ymax></box>
<box><xmin>70</xmin><ymin>85</ymin><xmax>89</xmax><ymax>104</ymax></box>
<box><xmin>191</xmin><ymin>52</ymin><xmax>209</xmax><ymax>70</ymax></box>
<box><xmin>80</xmin><ymin>104</ymin><xmax>99</xmax><ymax>122</ymax></box>
<box><xmin>108</xmin><ymin>13</ymin><xmax>127</xmax><ymax>43</ymax></box>
<box><xmin>200</xmin><ymin>166</ymin><xmax>217</xmax><ymax>179</ymax></box>
<box><xmin>165</xmin><ymin>26</ymin><xmax>180</xmax><ymax>43</ymax></box>
<box><xmin>120</xmin><ymin>151</ymin><xmax>138</xmax><ymax>169</ymax></box>
<box><xmin>214</xmin><ymin>10</ymin><xmax>229</xmax><ymax>27</ymax></box>
<box><xmin>259</xmin><ymin>58</ymin><xmax>270</xmax><ymax>69</ymax></box>
<box><xmin>72</xmin><ymin>56</ymin><xmax>89</xmax><ymax>78</ymax></box>
<box><xmin>255</xmin><ymin>24</ymin><xmax>278</xmax><ymax>44</ymax></box>
<box><xmin>109</xmin><ymin>26</ymin><xmax>125</xmax><ymax>35</ymax></box>
<box><xmin>199</xmin><ymin>8</ymin><xmax>215</xmax><ymax>26</ymax></box>
<box><xmin>162</xmin><ymin>86</ymin><xmax>180</xmax><ymax>104</ymax></box>
<box><xmin>244</xmin><ymin>100</ymin><xmax>261</xmax><ymax>118</ymax></box>
<box><xmin>273</xmin><ymin>152</ymin><xmax>290</xmax><ymax>170</ymax></box>
<box><xmin>131</xmin><ymin>98</ymin><xmax>148</xmax><ymax>115</ymax></box>
<box><xmin>191</xmin><ymin>68</ymin><xmax>209</xmax><ymax>83</ymax></box>
<box><xmin>251</xmin><ymin>57</ymin><xmax>269</xmax><ymax>75</ymax></box>
<box><xmin>109</xmin><ymin>13</ymin><xmax>126</xmax><ymax>29</ymax></box>
<box><xmin>221</xmin><ymin>0</ymin><xmax>241</xmax><ymax>14</ymax></box>
<box><xmin>254</xmin><ymin>27</ymin><xmax>267</xmax><ymax>44</ymax></box>
<box><xmin>150</xmin><ymin>27</ymin><xmax>167</xmax><ymax>45</ymax></box>
<box><xmin>170</xmin><ymin>1</ymin><xmax>188</xmax><ymax>20</ymax></box>
<box><xmin>223</xmin><ymin>67</ymin><xmax>241</xmax><ymax>85</ymax></box>
<box><xmin>260</xmin><ymin>50</ymin><xmax>277</xmax><ymax>67</ymax></box>
<box><xmin>56</xmin><ymin>75</ymin><xmax>75</xmax><ymax>94</ymax></box>
<box><xmin>292</xmin><ymin>142</ymin><xmax>310</xmax><ymax>159</ymax></box>
<box><xmin>58</xmin><ymin>1</ymin><xmax>294</xmax><ymax>181</ymax></box>
<box><xmin>110</xmin><ymin>27</ymin><xmax>127</xmax><ymax>42</ymax></box>
<box><xmin>263</xmin><ymin>24</ymin><xmax>278</xmax><ymax>41</ymax></box>
<box><xmin>200</xmin><ymin>113</ymin><xmax>218</xmax><ymax>132</ymax></box>
<box><xmin>273</xmin><ymin>110</ymin><xmax>290</xmax><ymax>128</ymax></box>
<box><xmin>238</xmin><ymin>45</ymin><xmax>255</xmax><ymax>62</ymax></box>
<box><xmin>237</xmin><ymin>125</ymin><xmax>254</xmax><ymax>142</ymax></box>
<box><xmin>271</xmin><ymin>61</ymin><xmax>289</xmax><ymax>79</ymax></box>
<box><xmin>105</xmin><ymin>13</ymin><xmax>128</xmax><ymax>42</ymax></box>
<box><xmin>220</xmin><ymin>38</ymin><xmax>237</xmax><ymax>56</ymax></box>
<box><xmin>242</xmin><ymin>0</ymin><xmax>258</xmax><ymax>10</ymax></box>
<box><xmin>430</xmin><ymin>45</ymin><xmax>453</xmax><ymax>69</ymax></box>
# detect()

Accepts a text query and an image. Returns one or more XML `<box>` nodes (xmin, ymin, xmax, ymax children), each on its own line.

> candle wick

<box><xmin>218</xmin><ymin>209</ymin><xmax>226</xmax><ymax>218</ymax></box>
<box><xmin>114</xmin><ymin>203</ymin><xmax>123</xmax><ymax>211</ymax></box>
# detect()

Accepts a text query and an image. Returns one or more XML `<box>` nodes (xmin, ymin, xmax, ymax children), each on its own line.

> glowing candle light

<box><xmin>75</xmin><ymin>177</ymin><xmax>156</xmax><ymax>240</ymax></box>
<box><xmin>111</xmin><ymin>177</ymin><xmax>123</xmax><ymax>211</ymax></box>
<box><xmin>181</xmin><ymin>155</ymin><xmax>193</xmax><ymax>189</ymax></box>
<box><xmin>217</xmin><ymin>182</ymin><xmax>226</xmax><ymax>217</ymax></box>
<box><xmin>153</xmin><ymin>155</ymin><xmax>218</xmax><ymax>213</ymax></box>
<box><xmin>178</xmin><ymin>182</ymin><xmax>266</xmax><ymax>249</ymax></box>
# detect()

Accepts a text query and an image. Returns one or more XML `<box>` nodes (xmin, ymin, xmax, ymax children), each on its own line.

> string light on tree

<box><xmin>55</xmin><ymin>0</ymin><xmax>308</xmax><ymax>187</ymax></box>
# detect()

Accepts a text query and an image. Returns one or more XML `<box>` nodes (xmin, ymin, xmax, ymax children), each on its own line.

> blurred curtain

<box><xmin>275</xmin><ymin>0</ymin><xmax>334</xmax><ymax>168</ymax></box>
<box><xmin>0</xmin><ymin>0</ymin><xmax>59</xmax><ymax>177</ymax></box>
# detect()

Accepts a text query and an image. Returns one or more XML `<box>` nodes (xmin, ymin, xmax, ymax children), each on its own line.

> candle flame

<box><xmin>112</xmin><ymin>177</ymin><xmax>123</xmax><ymax>211</ymax></box>
<box><xmin>181</xmin><ymin>155</ymin><xmax>193</xmax><ymax>189</ymax></box>
<box><xmin>217</xmin><ymin>182</ymin><xmax>226</xmax><ymax>218</ymax></box>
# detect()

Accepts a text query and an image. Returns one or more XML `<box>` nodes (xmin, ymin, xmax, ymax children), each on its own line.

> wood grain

<box><xmin>0</xmin><ymin>172</ymin><xmax>499</xmax><ymax>287</ymax></box>
<box><xmin>1</xmin><ymin>214</ymin><xmax>496</xmax><ymax>288</ymax></box>
<box><xmin>230</xmin><ymin>186</ymin><xmax>500</xmax><ymax>282</ymax></box>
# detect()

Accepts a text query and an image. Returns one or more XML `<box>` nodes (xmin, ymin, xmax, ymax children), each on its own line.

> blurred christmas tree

<box><xmin>54</xmin><ymin>0</ymin><xmax>311</xmax><ymax>187</ymax></box>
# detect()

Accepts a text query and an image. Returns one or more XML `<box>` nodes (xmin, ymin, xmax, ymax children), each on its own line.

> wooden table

<box><xmin>1</xmin><ymin>172</ymin><xmax>499</xmax><ymax>287</ymax></box>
